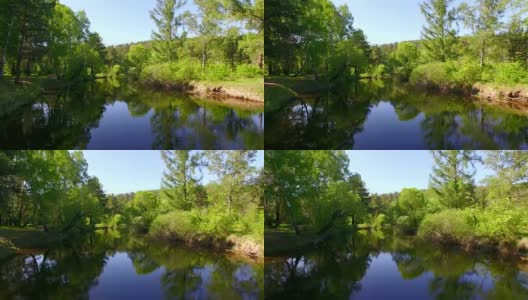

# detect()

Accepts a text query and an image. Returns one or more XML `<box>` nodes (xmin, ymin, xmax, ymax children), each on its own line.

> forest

<box><xmin>0</xmin><ymin>150</ymin><xmax>264</xmax><ymax>260</ymax></box>
<box><xmin>265</xmin><ymin>0</ymin><xmax>528</xmax><ymax>111</ymax></box>
<box><xmin>265</xmin><ymin>150</ymin><xmax>528</xmax><ymax>256</ymax></box>
<box><xmin>0</xmin><ymin>0</ymin><xmax>264</xmax><ymax>103</ymax></box>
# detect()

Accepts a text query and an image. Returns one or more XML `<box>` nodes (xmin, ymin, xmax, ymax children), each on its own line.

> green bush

<box><xmin>449</xmin><ymin>60</ymin><xmax>482</xmax><ymax>84</ymax></box>
<box><xmin>491</xmin><ymin>62</ymin><xmax>528</xmax><ymax>84</ymax></box>
<box><xmin>417</xmin><ymin>209</ymin><xmax>474</xmax><ymax>245</ymax></box>
<box><xmin>373</xmin><ymin>64</ymin><xmax>387</xmax><ymax>78</ymax></box>
<box><xmin>409</xmin><ymin>62</ymin><xmax>451</xmax><ymax>87</ymax></box>
<box><xmin>140</xmin><ymin>63</ymin><xmax>175</xmax><ymax>83</ymax></box>
<box><xmin>149</xmin><ymin>211</ymin><xmax>199</xmax><ymax>240</ymax></box>
<box><xmin>470</xmin><ymin>204</ymin><xmax>528</xmax><ymax>242</ymax></box>
<box><xmin>235</xmin><ymin>64</ymin><xmax>262</xmax><ymax>78</ymax></box>
<box><xmin>172</xmin><ymin>59</ymin><xmax>202</xmax><ymax>81</ymax></box>
<box><xmin>204</xmin><ymin>63</ymin><xmax>232</xmax><ymax>81</ymax></box>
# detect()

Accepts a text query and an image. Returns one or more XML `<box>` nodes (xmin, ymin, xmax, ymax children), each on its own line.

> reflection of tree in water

<box><xmin>266</xmin><ymin>85</ymin><xmax>373</xmax><ymax>149</ymax></box>
<box><xmin>0</xmin><ymin>235</ymin><xmax>110</xmax><ymax>299</ymax></box>
<box><xmin>0</xmin><ymin>82</ymin><xmax>109</xmax><ymax>149</ymax></box>
<box><xmin>147</xmin><ymin>94</ymin><xmax>263</xmax><ymax>149</ymax></box>
<box><xmin>389</xmin><ymin>237</ymin><xmax>528</xmax><ymax>300</ymax></box>
<box><xmin>265</xmin><ymin>232</ymin><xmax>372</xmax><ymax>299</ymax></box>
<box><xmin>268</xmin><ymin>79</ymin><xmax>528</xmax><ymax>149</ymax></box>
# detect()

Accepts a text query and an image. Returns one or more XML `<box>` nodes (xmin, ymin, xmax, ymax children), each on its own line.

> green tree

<box><xmin>429</xmin><ymin>150</ymin><xmax>479</xmax><ymax>209</ymax></box>
<box><xmin>420</xmin><ymin>0</ymin><xmax>458</xmax><ymax>62</ymax></box>
<box><xmin>460</xmin><ymin>0</ymin><xmax>511</xmax><ymax>67</ymax></box>
<box><xmin>207</xmin><ymin>151</ymin><xmax>257</xmax><ymax>213</ymax></box>
<box><xmin>150</xmin><ymin>0</ymin><xmax>187</xmax><ymax>62</ymax></box>
<box><xmin>161</xmin><ymin>150</ymin><xmax>203</xmax><ymax>210</ymax></box>
<box><xmin>397</xmin><ymin>188</ymin><xmax>427</xmax><ymax>228</ymax></box>
<box><xmin>127</xmin><ymin>44</ymin><xmax>151</xmax><ymax>71</ymax></box>
<box><xmin>484</xmin><ymin>151</ymin><xmax>528</xmax><ymax>203</ymax></box>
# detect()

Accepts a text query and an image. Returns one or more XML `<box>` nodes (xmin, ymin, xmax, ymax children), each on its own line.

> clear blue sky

<box><xmin>346</xmin><ymin>151</ymin><xmax>493</xmax><ymax>194</ymax></box>
<box><xmin>82</xmin><ymin>151</ymin><xmax>264</xmax><ymax>194</ymax></box>
<box><xmin>332</xmin><ymin>0</ymin><xmax>468</xmax><ymax>44</ymax></box>
<box><xmin>61</xmin><ymin>0</ymin><xmax>198</xmax><ymax>45</ymax></box>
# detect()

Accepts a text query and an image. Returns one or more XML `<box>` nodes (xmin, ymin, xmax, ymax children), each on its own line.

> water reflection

<box><xmin>0</xmin><ymin>232</ymin><xmax>263</xmax><ymax>299</ymax></box>
<box><xmin>265</xmin><ymin>80</ymin><xmax>528</xmax><ymax>149</ymax></box>
<box><xmin>0</xmin><ymin>81</ymin><xmax>264</xmax><ymax>149</ymax></box>
<box><xmin>265</xmin><ymin>231</ymin><xmax>528</xmax><ymax>300</ymax></box>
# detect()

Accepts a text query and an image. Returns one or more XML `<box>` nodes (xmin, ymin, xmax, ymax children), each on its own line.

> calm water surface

<box><xmin>0</xmin><ymin>81</ymin><xmax>264</xmax><ymax>149</ymax></box>
<box><xmin>0</xmin><ymin>232</ymin><xmax>263</xmax><ymax>299</ymax></box>
<box><xmin>265</xmin><ymin>231</ymin><xmax>528</xmax><ymax>300</ymax></box>
<box><xmin>265</xmin><ymin>80</ymin><xmax>528</xmax><ymax>149</ymax></box>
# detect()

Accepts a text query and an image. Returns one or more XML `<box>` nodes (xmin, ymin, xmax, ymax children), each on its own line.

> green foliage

<box><xmin>204</xmin><ymin>63</ymin><xmax>232</xmax><ymax>81</ymax></box>
<box><xmin>235</xmin><ymin>64</ymin><xmax>263</xmax><ymax>78</ymax></box>
<box><xmin>149</xmin><ymin>211</ymin><xmax>198</xmax><ymax>240</ymax></box>
<box><xmin>409</xmin><ymin>62</ymin><xmax>452</xmax><ymax>87</ymax></box>
<box><xmin>417</xmin><ymin>209</ymin><xmax>474</xmax><ymax>245</ymax></box>
<box><xmin>491</xmin><ymin>62</ymin><xmax>528</xmax><ymax>84</ymax></box>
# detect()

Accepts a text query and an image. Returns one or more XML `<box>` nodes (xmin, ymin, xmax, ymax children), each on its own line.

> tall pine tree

<box><xmin>420</xmin><ymin>0</ymin><xmax>458</xmax><ymax>62</ymax></box>
<box><xmin>161</xmin><ymin>150</ymin><xmax>203</xmax><ymax>210</ymax></box>
<box><xmin>150</xmin><ymin>0</ymin><xmax>187</xmax><ymax>62</ymax></box>
<box><xmin>430</xmin><ymin>150</ymin><xmax>480</xmax><ymax>209</ymax></box>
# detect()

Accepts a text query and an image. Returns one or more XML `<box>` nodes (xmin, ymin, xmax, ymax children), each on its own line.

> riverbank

<box><xmin>141</xmin><ymin>77</ymin><xmax>264</xmax><ymax>103</ymax></box>
<box><xmin>412</xmin><ymin>80</ymin><xmax>528</xmax><ymax>107</ymax></box>
<box><xmin>0</xmin><ymin>227</ymin><xmax>62</xmax><ymax>260</ymax></box>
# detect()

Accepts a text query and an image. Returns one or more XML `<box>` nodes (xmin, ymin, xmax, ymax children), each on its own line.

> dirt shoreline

<box><xmin>141</xmin><ymin>79</ymin><xmax>264</xmax><ymax>103</ymax></box>
<box><xmin>150</xmin><ymin>233</ymin><xmax>264</xmax><ymax>258</ymax></box>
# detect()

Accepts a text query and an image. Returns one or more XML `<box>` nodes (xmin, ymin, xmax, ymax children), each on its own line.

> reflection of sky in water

<box><xmin>354</xmin><ymin>102</ymin><xmax>426</xmax><ymax>149</ymax></box>
<box><xmin>87</xmin><ymin>100</ymin><xmax>263</xmax><ymax>149</ymax></box>
<box><xmin>270</xmin><ymin>250</ymin><xmax>528</xmax><ymax>300</ymax></box>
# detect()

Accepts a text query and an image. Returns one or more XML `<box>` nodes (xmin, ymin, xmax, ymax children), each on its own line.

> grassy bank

<box><xmin>0</xmin><ymin>227</ymin><xmax>62</xmax><ymax>260</ymax></box>
<box><xmin>409</xmin><ymin>62</ymin><xmax>528</xmax><ymax>106</ymax></box>
<box><xmin>139</xmin><ymin>63</ymin><xmax>264</xmax><ymax>102</ymax></box>
<box><xmin>414</xmin><ymin>206</ymin><xmax>528</xmax><ymax>258</ymax></box>
<box><xmin>131</xmin><ymin>209</ymin><xmax>264</xmax><ymax>257</ymax></box>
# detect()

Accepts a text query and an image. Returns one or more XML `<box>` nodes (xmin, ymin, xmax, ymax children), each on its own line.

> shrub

<box><xmin>172</xmin><ymin>59</ymin><xmax>202</xmax><ymax>81</ymax></box>
<box><xmin>372</xmin><ymin>64</ymin><xmax>387</xmax><ymax>78</ymax></box>
<box><xmin>409</xmin><ymin>62</ymin><xmax>451</xmax><ymax>87</ymax></box>
<box><xmin>417</xmin><ymin>209</ymin><xmax>474</xmax><ymax>245</ymax></box>
<box><xmin>204</xmin><ymin>63</ymin><xmax>232</xmax><ymax>81</ymax></box>
<box><xmin>140</xmin><ymin>63</ymin><xmax>175</xmax><ymax>83</ymax></box>
<box><xmin>491</xmin><ymin>62</ymin><xmax>528</xmax><ymax>84</ymax></box>
<box><xmin>149</xmin><ymin>211</ymin><xmax>198</xmax><ymax>241</ymax></box>
<box><xmin>449</xmin><ymin>60</ymin><xmax>482</xmax><ymax>84</ymax></box>
<box><xmin>235</xmin><ymin>64</ymin><xmax>262</xmax><ymax>78</ymax></box>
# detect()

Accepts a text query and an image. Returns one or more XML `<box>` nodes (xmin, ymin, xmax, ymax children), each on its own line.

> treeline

<box><xmin>265</xmin><ymin>150</ymin><xmax>528</xmax><ymax>254</ymax></box>
<box><xmin>266</xmin><ymin>0</ymin><xmax>528</xmax><ymax>87</ymax></box>
<box><xmin>123</xmin><ymin>151</ymin><xmax>264</xmax><ymax>248</ymax></box>
<box><xmin>378</xmin><ymin>0</ymin><xmax>528</xmax><ymax>87</ymax></box>
<box><xmin>386</xmin><ymin>151</ymin><xmax>528</xmax><ymax>253</ymax></box>
<box><xmin>0</xmin><ymin>150</ymin><xmax>264</xmax><ymax>249</ymax></box>
<box><xmin>0</xmin><ymin>0</ymin><xmax>107</xmax><ymax>83</ymax></box>
<box><xmin>265</xmin><ymin>0</ymin><xmax>371</xmax><ymax>80</ymax></box>
<box><xmin>0</xmin><ymin>151</ymin><xmax>107</xmax><ymax>231</ymax></box>
<box><xmin>133</xmin><ymin>0</ymin><xmax>264</xmax><ymax>85</ymax></box>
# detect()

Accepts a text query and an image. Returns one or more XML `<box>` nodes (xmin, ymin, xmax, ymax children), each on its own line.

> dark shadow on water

<box><xmin>265</xmin><ymin>80</ymin><xmax>528</xmax><ymax>150</ymax></box>
<box><xmin>0</xmin><ymin>81</ymin><xmax>264</xmax><ymax>150</ymax></box>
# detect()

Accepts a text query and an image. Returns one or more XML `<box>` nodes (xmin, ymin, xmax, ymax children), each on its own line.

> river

<box><xmin>265</xmin><ymin>80</ymin><xmax>528</xmax><ymax>149</ymax></box>
<box><xmin>0</xmin><ymin>232</ymin><xmax>263</xmax><ymax>299</ymax></box>
<box><xmin>0</xmin><ymin>81</ymin><xmax>264</xmax><ymax>150</ymax></box>
<box><xmin>265</xmin><ymin>230</ymin><xmax>528</xmax><ymax>300</ymax></box>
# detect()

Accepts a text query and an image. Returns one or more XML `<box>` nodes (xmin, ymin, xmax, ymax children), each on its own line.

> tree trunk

<box><xmin>0</xmin><ymin>16</ymin><xmax>15</xmax><ymax>78</ymax></box>
<box><xmin>15</xmin><ymin>4</ymin><xmax>29</xmax><ymax>84</ymax></box>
